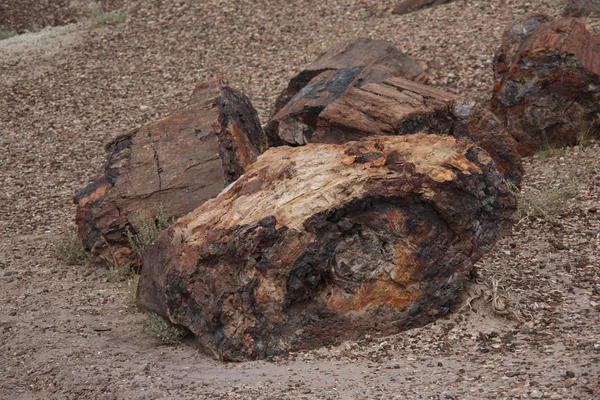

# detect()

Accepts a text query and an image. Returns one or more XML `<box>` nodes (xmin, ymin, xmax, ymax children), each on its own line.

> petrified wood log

<box><xmin>137</xmin><ymin>134</ymin><xmax>517</xmax><ymax>361</ymax></box>
<box><xmin>269</xmin><ymin>76</ymin><xmax>522</xmax><ymax>186</ymax></box>
<box><xmin>74</xmin><ymin>81</ymin><xmax>268</xmax><ymax>267</ymax></box>
<box><xmin>492</xmin><ymin>15</ymin><xmax>600</xmax><ymax>156</ymax></box>
<box><xmin>563</xmin><ymin>0</ymin><xmax>600</xmax><ymax>17</ymax></box>
<box><xmin>391</xmin><ymin>0</ymin><xmax>455</xmax><ymax>15</ymax></box>
<box><xmin>266</xmin><ymin>37</ymin><xmax>428</xmax><ymax>146</ymax></box>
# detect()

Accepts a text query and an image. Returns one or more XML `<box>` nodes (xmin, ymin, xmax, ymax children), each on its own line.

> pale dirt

<box><xmin>1</xmin><ymin>1</ymin><xmax>599</xmax><ymax>399</ymax></box>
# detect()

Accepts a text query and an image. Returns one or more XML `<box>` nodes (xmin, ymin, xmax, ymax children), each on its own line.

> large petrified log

<box><xmin>74</xmin><ymin>81</ymin><xmax>268</xmax><ymax>267</ymax></box>
<box><xmin>563</xmin><ymin>0</ymin><xmax>600</xmax><ymax>17</ymax></box>
<box><xmin>269</xmin><ymin>76</ymin><xmax>522</xmax><ymax>186</ymax></box>
<box><xmin>491</xmin><ymin>15</ymin><xmax>600</xmax><ymax>156</ymax></box>
<box><xmin>391</xmin><ymin>0</ymin><xmax>455</xmax><ymax>15</ymax></box>
<box><xmin>137</xmin><ymin>134</ymin><xmax>517</xmax><ymax>361</ymax></box>
<box><xmin>266</xmin><ymin>37</ymin><xmax>428</xmax><ymax>146</ymax></box>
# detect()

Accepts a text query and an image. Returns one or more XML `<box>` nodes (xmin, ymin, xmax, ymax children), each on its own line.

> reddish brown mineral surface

<box><xmin>137</xmin><ymin>134</ymin><xmax>517</xmax><ymax>361</ymax></box>
<box><xmin>492</xmin><ymin>15</ymin><xmax>600</xmax><ymax>155</ymax></box>
<box><xmin>74</xmin><ymin>81</ymin><xmax>268</xmax><ymax>267</ymax></box>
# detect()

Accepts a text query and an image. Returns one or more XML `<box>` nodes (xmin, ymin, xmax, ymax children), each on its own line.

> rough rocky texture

<box><xmin>74</xmin><ymin>81</ymin><xmax>268</xmax><ymax>267</ymax></box>
<box><xmin>563</xmin><ymin>0</ymin><xmax>600</xmax><ymax>18</ymax></box>
<box><xmin>269</xmin><ymin>76</ymin><xmax>523</xmax><ymax>186</ymax></box>
<box><xmin>265</xmin><ymin>37</ymin><xmax>428</xmax><ymax>146</ymax></box>
<box><xmin>491</xmin><ymin>15</ymin><xmax>600</xmax><ymax>156</ymax></box>
<box><xmin>392</xmin><ymin>0</ymin><xmax>455</xmax><ymax>15</ymax></box>
<box><xmin>137</xmin><ymin>134</ymin><xmax>517</xmax><ymax>361</ymax></box>
<box><xmin>4</xmin><ymin>0</ymin><xmax>600</xmax><ymax>398</ymax></box>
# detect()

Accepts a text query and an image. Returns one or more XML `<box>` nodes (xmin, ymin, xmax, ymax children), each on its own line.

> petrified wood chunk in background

<box><xmin>266</xmin><ymin>37</ymin><xmax>428</xmax><ymax>146</ymax></box>
<box><xmin>74</xmin><ymin>81</ymin><xmax>268</xmax><ymax>267</ymax></box>
<box><xmin>270</xmin><ymin>76</ymin><xmax>523</xmax><ymax>186</ymax></box>
<box><xmin>491</xmin><ymin>15</ymin><xmax>600</xmax><ymax>156</ymax></box>
<box><xmin>137</xmin><ymin>134</ymin><xmax>517</xmax><ymax>361</ymax></box>
<box><xmin>391</xmin><ymin>0</ymin><xmax>455</xmax><ymax>15</ymax></box>
<box><xmin>563</xmin><ymin>0</ymin><xmax>600</xmax><ymax>17</ymax></box>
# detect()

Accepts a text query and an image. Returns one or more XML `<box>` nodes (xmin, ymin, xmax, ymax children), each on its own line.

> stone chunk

<box><xmin>137</xmin><ymin>134</ymin><xmax>516</xmax><ymax>361</ymax></box>
<box><xmin>74</xmin><ymin>81</ymin><xmax>268</xmax><ymax>267</ymax></box>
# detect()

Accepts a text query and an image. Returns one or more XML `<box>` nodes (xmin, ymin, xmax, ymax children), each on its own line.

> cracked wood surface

<box><xmin>73</xmin><ymin>81</ymin><xmax>268</xmax><ymax>267</ymax></box>
<box><xmin>492</xmin><ymin>15</ymin><xmax>600</xmax><ymax>155</ymax></box>
<box><xmin>137</xmin><ymin>134</ymin><xmax>517</xmax><ymax>361</ymax></box>
<box><xmin>269</xmin><ymin>75</ymin><xmax>522</xmax><ymax>186</ymax></box>
<box><xmin>265</xmin><ymin>37</ymin><xmax>428</xmax><ymax>146</ymax></box>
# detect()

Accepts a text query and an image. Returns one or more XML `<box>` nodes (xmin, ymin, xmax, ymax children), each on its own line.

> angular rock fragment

<box><xmin>74</xmin><ymin>81</ymin><xmax>268</xmax><ymax>267</ymax></box>
<box><xmin>492</xmin><ymin>15</ymin><xmax>600</xmax><ymax>155</ymax></box>
<box><xmin>391</xmin><ymin>0</ymin><xmax>455</xmax><ymax>15</ymax></box>
<box><xmin>266</xmin><ymin>37</ymin><xmax>428</xmax><ymax>146</ymax></box>
<box><xmin>563</xmin><ymin>0</ymin><xmax>600</xmax><ymax>17</ymax></box>
<box><xmin>137</xmin><ymin>134</ymin><xmax>517</xmax><ymax>361</ymax></box>
<box><xmin>270</xmin><ymin>76</ymin><xmax>522</xmax><ymax>186</ymax></box>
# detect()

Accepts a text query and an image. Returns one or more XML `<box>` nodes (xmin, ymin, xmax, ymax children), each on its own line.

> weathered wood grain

<box><xmin>74</xmin><ymin>81</ymin><xmax>268</xmax><ymax>267</ymax></box>
<box><xmin>137</xmin><ymin>134</ymin><xmax>517</xmax><ymax>361</ymax></box>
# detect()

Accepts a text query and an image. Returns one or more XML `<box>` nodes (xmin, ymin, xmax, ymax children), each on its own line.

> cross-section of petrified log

<box><xmin>269</xmin><ymin>76</ymin><xmax>522</xmax><ymax>186</ymax></box>
<box><xmin>73</xmin><ymin>81</ymin><xmax>268</xmax><ymax>267</ymax></box>
<box><xmin>137</xmin><ymin>134</ymin><xmax>517</xmax><ymax>361</ymax></box>
<box><xmin>265</xmin><ymin>37</ymin><xmax>428</xmax><ymax>146</ymax></box>
<box><xmin>491</xmin><ymin>15</ymin><xmax>600</xmax><ymax>156</ymax></box>
<box><xmin>391</xmin><ymin>0</ymin><xmax>455</xmax><ymax>15</ymax></box>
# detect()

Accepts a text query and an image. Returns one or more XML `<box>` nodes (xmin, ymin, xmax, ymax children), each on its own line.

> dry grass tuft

<box><xmin>0</xmin><ymin>29</ymin><xmax>16</xmax><ymax>40</ymax></box>
<box><xmin>126</xmin><ymin>204</ymin><xmax>171</xmax><ymax>256</ymax></box>
<box><xmin>513</xmin><ymin>179</ymin><xmax>579</xmax><ymax>222</ymax></box>
<box><xmin>53</xmin><ymin>228</ymin><xmax>93</xmax><ymax>265</ymax></box>
<box><xmin>90</xmin><ymin>8</ymin><xmax>128</xmax><ymax>28</ymax></box>
<box><xmin>146</xmin><ymin>313</ymin><xmax>187</xmax><ymax>345</ymax></box>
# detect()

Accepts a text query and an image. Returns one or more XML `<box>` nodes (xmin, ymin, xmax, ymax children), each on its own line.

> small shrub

<box><xmin>106</xmin><ymin>262</ymin><xmax>135</xmax><ymax>283</ymax></box>
<box><xmin>510</xmin><ymin>178</ymin><xmax>579</xmax><ymax>222</ymax></box>
<box><xmin>126</xmin><ymin>274</ymin><xmax>140</xmax><ymax>310</ymax></box>
<box><xmin>0</xmin><ymin>29</ymin><xmax>16</xmax><ymax>40</ymax></box>
<box><xmin>576</xmin><ymin>125</ymin><xmax>594</xmax><ymax>147</ymax></box>
<box><xmin>146</xmin><ymin>313</ymin><xmax>186</xmax><ymax>345</ymax></box>
<box><xmin>53</xmin><ymin>228</ymin><xmax>93</xmax><ymax>265</ymax></box>
<box><xmin>536</xmin><ymin>146</ymin><xmax>566</xmax><ymax>159</ymax></box>
<box><xmin>127</xmin><ymin>204</ymin><xmax>172</xmax><ymax>255</ymax></box>
<box><xmin>90</xmin><ymin>8</ymin><xmax>128</xmax><ymax>27</ymax></box>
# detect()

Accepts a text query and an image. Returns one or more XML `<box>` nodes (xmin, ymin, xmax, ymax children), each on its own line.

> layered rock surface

<box><xmin>269</xmin><ymin>76</ymin><xmax>522</xmax><ymax>185</ymax></box>
<box><xmin>137</xmin><ymin>134</ymin><xmax>517</xmax><ymax>361</ymax></box>
<box><xmin>492</xmin><ymin>15</ymin><xmax>600</xmax><ymax>155</ymax></box>
<box><xmin>74</xmin><ymin>81</ymin><xmax>268</xmax><ymax>267</ymax></box>
<box><xmin>265</xmin><ymin>37</ymin><xmax>428</xmax><ymax>146</ymax></box>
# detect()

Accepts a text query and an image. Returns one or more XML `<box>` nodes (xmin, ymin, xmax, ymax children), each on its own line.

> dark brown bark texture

<box><xmin>269</xmin><ymin>75</ymin><xmax>523</xmax><ymax>186</ymax></box>
<box><xmin>265</xmin><ymin>37</ymin><xmax>428</xmax><ymax>146</ymax></box>
<box><xmin>391</xmin><ymin>0</ymin><xmax>455</xmax><ymax>15</ymax></box>
<box><xmin>491</xmin><ymin>15</ymin><xmax>600</xmax><ymax>156</ymax></box>
<box><xmin>563</xmin><ymin>0</ymin><xmax>600</xmax><ymax>17</ymax></box>
<box><xmin>136</xmin><ymin>134</ymin><xmax>517</xmax><ymax>361</ymax></box>
<box><xmin>73</xmin><ymin>81</ymin><xmax>268</xmax><ymax>267</ymax></box>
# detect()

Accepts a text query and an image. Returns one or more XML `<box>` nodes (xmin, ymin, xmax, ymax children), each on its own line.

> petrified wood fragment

<box><xmin>137</xmin><ymin>134</ymin><xmax>517</xmax><ymax>361</ymax></box>
<box><xmin>74</xmin><ymin>81</ymin><xmax>268</xmax><ymax>267</ymax></box>
<box><xmin>492</xmin><ymin>16</ymin><xmax>600</xmax><ymax>156</ymax></box>
<box><xmin>391</xmin><ymin>0</ymin><xmax>455</xmax><ymax>15</ymax></box>
<box><xmin>270</xmin><ymin>76</ymin><xmax>522</xmax><ymax>186</ymax></box>
<box><xmin>563</xmin><ymin>0</ymin><xmax>600</xmax><ymax>17</ymax></box>
<box><xmin>266</xmin><ymin>37</ymin><xmax>428</xmax><ymax>146</ymax></box>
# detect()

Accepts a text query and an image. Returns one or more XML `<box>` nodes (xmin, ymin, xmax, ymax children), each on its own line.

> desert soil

<box><xmin>1</xmin><ymin>0</ymin><xmax>599</xmax><ymax>399</ymax></box>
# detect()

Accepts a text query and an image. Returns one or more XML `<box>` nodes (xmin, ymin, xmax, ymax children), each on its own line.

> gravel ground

<box><xmin>1</xmin><ymin>0</ymin><xmax>599</xmax><ymax>399</ymax></box>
